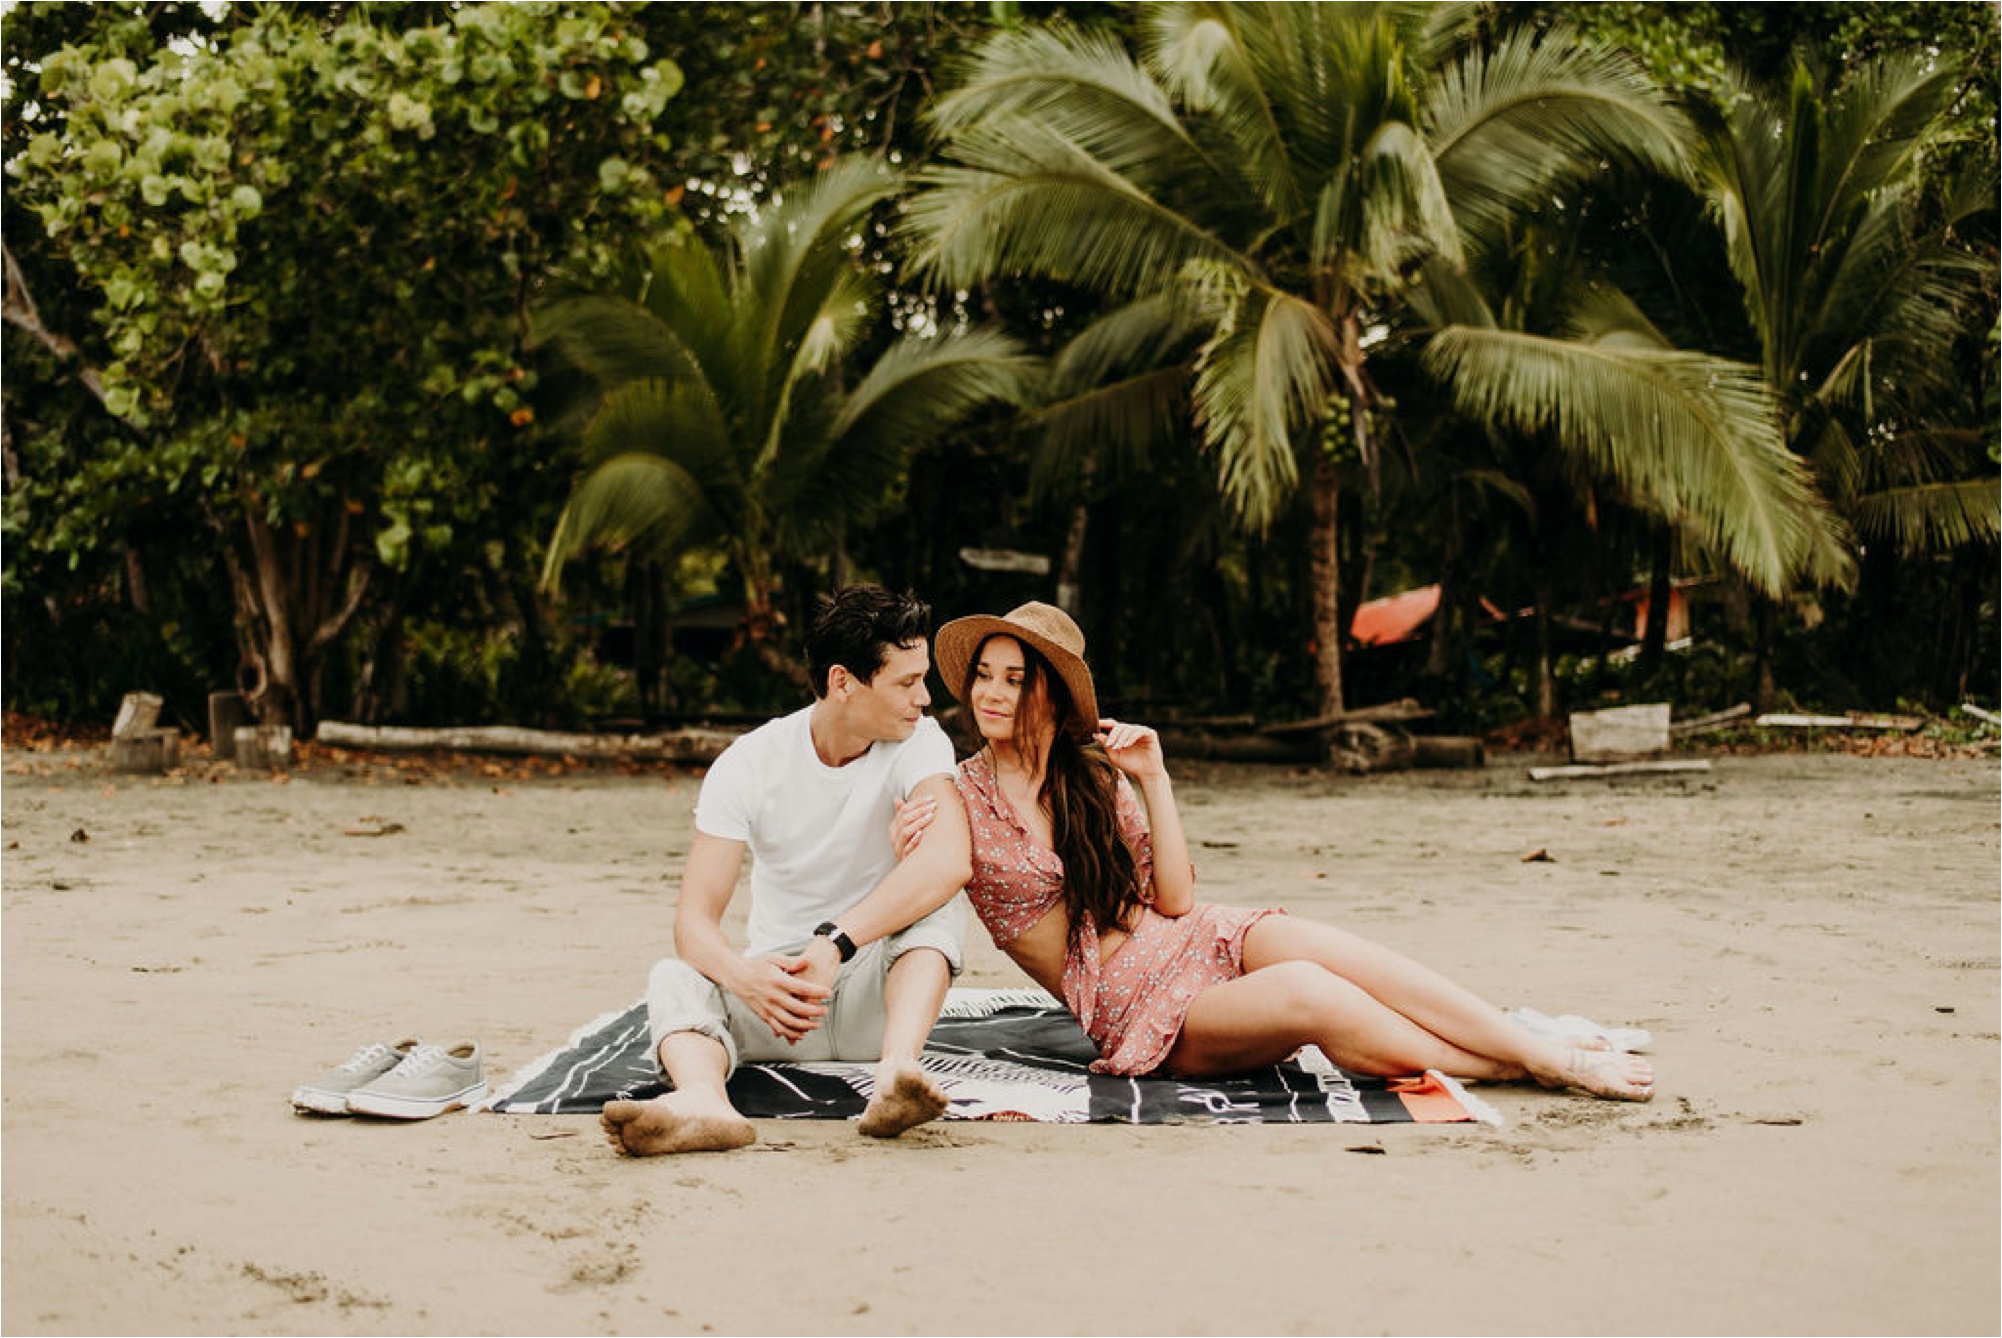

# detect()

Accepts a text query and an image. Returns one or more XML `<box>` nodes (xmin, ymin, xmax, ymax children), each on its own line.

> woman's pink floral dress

<box><xmin>955</xmin><ymin>752</ymin><xmax>1278</xmax><ymax>1075</ymax></box>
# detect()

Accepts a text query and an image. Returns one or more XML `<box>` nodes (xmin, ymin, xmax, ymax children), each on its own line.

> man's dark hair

<box><xmin>805</xmin><ymin>585</ymin><xmax>932</xmax><ymax>698</ymax></box>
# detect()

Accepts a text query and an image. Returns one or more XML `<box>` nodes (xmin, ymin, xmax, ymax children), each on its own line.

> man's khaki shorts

<box><xmin>645</xmin><ymin>894</ymin><xmax>966</xmax><ymax>1075</ymax></box>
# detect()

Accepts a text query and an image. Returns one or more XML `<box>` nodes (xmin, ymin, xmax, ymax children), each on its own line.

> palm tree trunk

<box><xmin>1056</xmin><ymin>502</ymin><xmax>1089</xmax><ymax>618</ymax></box>
<box><xmin>1532</xmin><ymin>577</ymin><xmax>1558</xmax><ymax>719</ymax></box>
<box><xmin>1308</xmin><ymin>455</ymin><xmax>1345</xmax><ymax>719</ymax></box>
<box><xmin>1752</xmin><ymin>595</ymin><xmax>1777</xmax><ymax>711</ymax></box>
<box><xmin>1639</xmin><ymin>524</ymin><xmax>1672</xmax><ymax>674</ymax></box>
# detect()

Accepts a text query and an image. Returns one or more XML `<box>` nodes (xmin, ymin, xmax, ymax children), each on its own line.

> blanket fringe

<box><xmin>1429</xmin><ymin>1069</ymin><xmax>1505</xmax><ymax>1127</ymax></box>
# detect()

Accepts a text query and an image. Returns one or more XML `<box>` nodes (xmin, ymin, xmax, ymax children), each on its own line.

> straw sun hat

<box><xmin>934</xmin><ymin>601</ymin><xmax>1099</xmax><ymax>730</ymax></box>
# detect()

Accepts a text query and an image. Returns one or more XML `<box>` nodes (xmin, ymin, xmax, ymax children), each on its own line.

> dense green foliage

<box><xmin>5</xmin><ymin>1</ymin><xmax>683</xmax><ymax>731</ymax></box>
<box><xmin>4</xmin><ymin>1</ymin><xmax>1995</xmax><ymax>739</ymax></box>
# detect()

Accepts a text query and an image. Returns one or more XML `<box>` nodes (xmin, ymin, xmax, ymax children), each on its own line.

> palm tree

<box><xmin>1701</xmin><ymin>55</ymin><xmax>1995</xmax><ymax>542</ymax></box>
<box><xmin>536</xmin><ymin>156</ymin><xmax>1039</xmax><ymax>668</ymax></box>
<box><xmin>1695</xmin><ymin>54</ymin><xmax>1998</xmax><ymax>699</ymax></box>
<box><xmin>908</xmin><ymin>1</ymin><xmax>1837</xmax><ymax>718</ymax></box>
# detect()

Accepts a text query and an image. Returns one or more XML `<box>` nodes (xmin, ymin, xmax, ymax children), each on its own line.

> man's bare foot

<box><xmin>601</xmin><ymin>1093</ymin><xmax>755</xmax><ymax>1155</ymax></box>
<box><xmin>857</xmin><ymin>1061</ymin><xmax>948</xmax><ymax>1138</ymax></box>
<box><xmin>1534</xmin><ymin>1046</ymin><xmax>1655</xmax><ymax>1102</ymax></box>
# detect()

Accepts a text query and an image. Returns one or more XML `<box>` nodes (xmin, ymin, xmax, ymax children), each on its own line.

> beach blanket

<box><xmin>487</xmin><ymin>989</ymin><xmax>1499</xmax><ymax>1126</ymax></box>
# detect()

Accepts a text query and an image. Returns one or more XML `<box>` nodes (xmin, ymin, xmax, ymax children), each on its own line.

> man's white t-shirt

<box><xmin>693</xmin><ymin>705</ymin><xmax>955</xmax><ymax>955</ymax></box>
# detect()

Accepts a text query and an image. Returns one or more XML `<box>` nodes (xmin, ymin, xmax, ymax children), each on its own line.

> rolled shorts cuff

<box><xmin>644</xmin><ymin>894</ymin><xmax>969</xmax><ymax>1077</ymax></box>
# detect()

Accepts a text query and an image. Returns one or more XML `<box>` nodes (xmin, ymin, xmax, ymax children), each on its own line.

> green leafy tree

<box><xmin>534</xmin><ymin>155</ymin><xmax>1040</xmax><ymax>675</ymax></box>
<box><xmin>909</xmin><ymin>1</ymin><xmax>1833</xmax><ymax>718</ymax></box>
<box><xmin>6</xmin><ymin>3</ymin><xmax>683</xmax><ymax>732</ymax></box>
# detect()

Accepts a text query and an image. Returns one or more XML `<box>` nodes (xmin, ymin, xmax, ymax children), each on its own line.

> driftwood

<box><xmin>314</xmin><ymin>721</ymin><xmax>743</xmax><ymax>764</ymax></box>
<box><xmin>1671</xmin><ymin>703</ymin><xmax>1753</xmax><ymax>735</ymax></box>
<box><xmin>1257</xmin><ymin>699</ymin><xmax>1433</xmax><ymax>736</ymax></box>
<box><xmin>1754</xmin><ymin>712</ymin><xmax>1923</xmax><ymax>731</ymax></box>
<box><xmin>1157</xmin><ymin>730</ymin><xmax>1318</xmax><ymax>764</ymax></box>
<box><xmin>1529</xmin><ymin>759</ymin><xmax>1713</xmax><ymax>782</ymax></box>
<box><xmin>1327</xmin><ymin>722</ymin><xmax>1417</xmax><ymax>773</ymax></box>
<box><xmin>1961</xmin><ymin>703</ymin><xmax>2002</xmax><ymax>729</ymax></box>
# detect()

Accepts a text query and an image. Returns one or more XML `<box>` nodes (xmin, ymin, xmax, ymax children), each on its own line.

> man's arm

<box><xmin>802</xmin><ymin>771</ymin><xmax>971</xmax><ymax>973</ymax></box>
<box><xmin>674</xmin><ymin>830</ymin><xmax>831</xmax><ymax>1043</ymax></box>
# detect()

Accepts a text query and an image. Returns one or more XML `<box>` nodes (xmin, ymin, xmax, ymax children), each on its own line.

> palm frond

<box><xmin>1563</xmin><ymin>282</ymin><xmax>1673</xmax><ymax>352</ymax></box>
<box><xmin>741</xmin><ymin>157</ymin><xmax>899</xmax><ymax>330</ymax></box>
<box><xmin>1427</xmin><ymin>26</ymin><xmax>1694</xmax><ymax>244</ymax></box>
<box><xmin>1348</xmin><ymin>118</ymin><xmax>1462</xmax><ymax>284</ymax></box>
<box><xmin>1145</xmin><ymin>2</ymin><xmax>1309</xmax><ymax>217</ymax></box>
<box><xmin>1403</xmin><ymin>251</ymin><xmax>1497</xmax><ymax>331</ymax></box>
<box><xmin>906</xmin><ymin>139</ymin><xmax>1256</xmax><ymax>296</ymax></box>
<box><xmin>541</xmin><ymin>452</ymin><xmax>720</xmax><ymax>588</ymax></box>
<box><xmin>1852</xmin><ymin>476</ymin><xmax>2002</xmax><ymax>553</ymax></box>
<box><xmin>634</xmin><ymin>229</ymin><xmax>736</xmax><ymax>366</ymax></box>
<box><xmin>829</xmin><ymin>327</ymin><xmax>1040</xmax><ymax>447</ymax></box>
<box><xmin>531</xmin><ymin>294</ymin><xmax>705</xmax><ymax>389</ymax></box>
<box><xmin>926</xmin><ymin>22</ymin><xmax>1211</xmax><ymax>189</ymax></box>
<box><xmin>1027</xmin><ymin>293</ymin><xmax>1203</xmax><ymax>495</ymax></box>
<box><xmin>1823</xmin><ymin>56</ymin><xmax>1964</xmax><ymax>221</ymax></box>
<box><xmin>1032</xmin><ymin>364</ymin><xmax>1194</xmax><ymax>498</ymax></box>
<box><xmin>1424</xmin><ymin>325</ymin><xmax>1848</xmax><ymax>593</ymax></box>
<box><xmin>769</xmin><ymin>329</ymin><xmax>1040</xmax><ymax>536</ymax></box>
<box><xmin>1701</xmin><ymin>54</ymin><xmax>1976</xmax><ymax>402</ymax></box>
<box><xmin>1193</xmin><ymin>288</ymin><xmax>1339</xmax><ymax>527</ymax></box>
<box><xmin>1049</xmin><ymin>291</ymin><xmax>1209</xmax><ymax>392</ymax></box>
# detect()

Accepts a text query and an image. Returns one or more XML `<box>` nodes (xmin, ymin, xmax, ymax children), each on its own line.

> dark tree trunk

<box><xmin>1307</xmin><ymin>455</ymin><xmax>1345</xmax><ymax>719</ymax></box>
<box><xmin>1639</xmin><ymin>524</ymin><xmax>1673</xmax><ymax>675</ymax></box>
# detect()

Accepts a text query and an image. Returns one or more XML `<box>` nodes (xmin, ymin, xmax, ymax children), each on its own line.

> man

<box><xmin>601</xmin><ymin>585</ymin><xmax>972</xmax><ymax>1156</ymax></box>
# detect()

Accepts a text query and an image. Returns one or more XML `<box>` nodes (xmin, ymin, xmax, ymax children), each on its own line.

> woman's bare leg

<box><xmin>1227</xmin><ymin>918</ymin><xmax>1653</xmax><ymax>1101</ymax></box>
<box><xmin>1167</xmin><ymin>961</ymin><xmax>1526</xmax><ymax>1081</ymax></box>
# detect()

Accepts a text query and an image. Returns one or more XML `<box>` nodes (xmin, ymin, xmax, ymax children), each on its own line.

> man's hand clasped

<box><xmin>729</xmin><ymin>943</ymin><xmax>839</xmax><ymax>1043</ymax></box>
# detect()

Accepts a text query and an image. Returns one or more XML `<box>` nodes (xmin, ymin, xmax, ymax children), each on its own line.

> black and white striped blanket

<box><xmin>486</xmin><ymin>989</ymin><xmax>1497</xmax><ymax>1126</ymax></box>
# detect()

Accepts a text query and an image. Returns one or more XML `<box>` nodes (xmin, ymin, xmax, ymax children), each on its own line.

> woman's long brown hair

<box><xmin>963</xmin><ymin>638</ymin><xmax>1143</xmax><ymax>939</ymax></box>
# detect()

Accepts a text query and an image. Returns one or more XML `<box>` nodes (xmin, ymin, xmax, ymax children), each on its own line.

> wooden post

<box><xmin>108</xmin><ymin>728</ymin><xmax>180</xmax><ymax>774</ymax></box>
<box><xmin>234</xmin><ymin>724</ymin><xmax>293</xmax><ymax>770</ymax></box>
<box><xmin>112</xmin><ymin>691</ymin><xmax>164</xmax><ymax>739</ymax></box>
<box><xmin>1411</xmin><ymin>736</ymin><xmax>1485</xmax><ymax>769</ymax></box>
<box><xmin>208</xmin><ymin>691</ymin><xmax>250</xmax><ymax>759</ymax></box>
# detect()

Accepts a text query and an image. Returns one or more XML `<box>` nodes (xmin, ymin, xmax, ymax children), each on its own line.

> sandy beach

<box><xmin>3</xmin><ymin>739</ymin><xmax>1996</xmax><ymax>1336</ymax></box>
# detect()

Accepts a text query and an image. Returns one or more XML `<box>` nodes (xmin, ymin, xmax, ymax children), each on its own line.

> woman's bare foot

<box><xmin>601</xmin><ymin>1092</ymin><xmax>755</xmax><ymax>1155</ymax></box>
<box><xmin>857</xmin><ymin>1061</ymin><xmax>948</xmax><ymax>1138</ymax></box>
<box><xmin>1534</xmin><ymin>1046</ymin><xmax>1655</xmax><ymax>1102</ymax></box>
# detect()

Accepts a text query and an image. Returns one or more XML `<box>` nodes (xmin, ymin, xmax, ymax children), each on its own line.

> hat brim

<box><xmin>935</xmin><ymin>614</ymin><xmax>1099</xmax><ymax>731</ymax></box>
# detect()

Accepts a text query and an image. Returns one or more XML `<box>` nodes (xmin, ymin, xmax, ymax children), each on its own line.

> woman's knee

<box><xmin>1257</xmin><ymin>960</ymin><xmax>1363</xmax><ymax>1027</ymax></box>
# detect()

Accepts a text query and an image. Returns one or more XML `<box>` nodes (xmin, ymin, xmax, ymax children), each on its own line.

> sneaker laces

<box><xmin>334</xmin><ymin>1043</ymin><xmax>396</xmax><ymax>1075</ymax></box>
<box><xmin>387</xmin><ymin>1044</ymin><xmax>448</xmax><ymax>1077</ymax></box>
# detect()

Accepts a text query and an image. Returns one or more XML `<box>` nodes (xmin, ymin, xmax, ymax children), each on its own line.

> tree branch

<box><xmin>1</xmin><ymin>240</ymin><xmax>113</xmax><ymax>413</ymax></box>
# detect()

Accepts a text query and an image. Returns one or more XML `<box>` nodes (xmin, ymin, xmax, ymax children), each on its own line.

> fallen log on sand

<box><xmin>314</xmin><ymin>721</ymin><xmax>742</xmax><ymax>765</ymax></box>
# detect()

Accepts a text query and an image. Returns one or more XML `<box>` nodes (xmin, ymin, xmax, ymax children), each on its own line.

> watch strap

<box><xmin>812</xmin><ymin>921</ymin><xmax>857</xmax><ymax>963</ymax></box>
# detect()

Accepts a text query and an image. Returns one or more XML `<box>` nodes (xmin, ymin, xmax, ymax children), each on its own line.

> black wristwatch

<box><xmin>812</xmin><ymin>921</ymin><xmax>857</xmax><ymax>963</ymax></box>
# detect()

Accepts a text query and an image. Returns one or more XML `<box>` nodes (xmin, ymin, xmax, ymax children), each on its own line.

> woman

<box><xmin>898</xmin><ymin>601</ymin><xmax>1654</xmax><ymax>1101</ymax></box>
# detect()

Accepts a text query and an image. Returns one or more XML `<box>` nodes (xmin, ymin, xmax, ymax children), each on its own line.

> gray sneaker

<box><xmin>346</xmin><ymin>1041</ymin><xmax>486</xmax><ymax>1119</ymax></box>
<box><xmin>292</xmin><ymin>1038</ymin><xmax>421</xmax><ymax>1115</ymax></box>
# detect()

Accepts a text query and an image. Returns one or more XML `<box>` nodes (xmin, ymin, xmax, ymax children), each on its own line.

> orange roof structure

<box><xmin>1350</xmin><ymin>585</ymin><xmax>1442</xmax><ymax>647</ymax></box>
